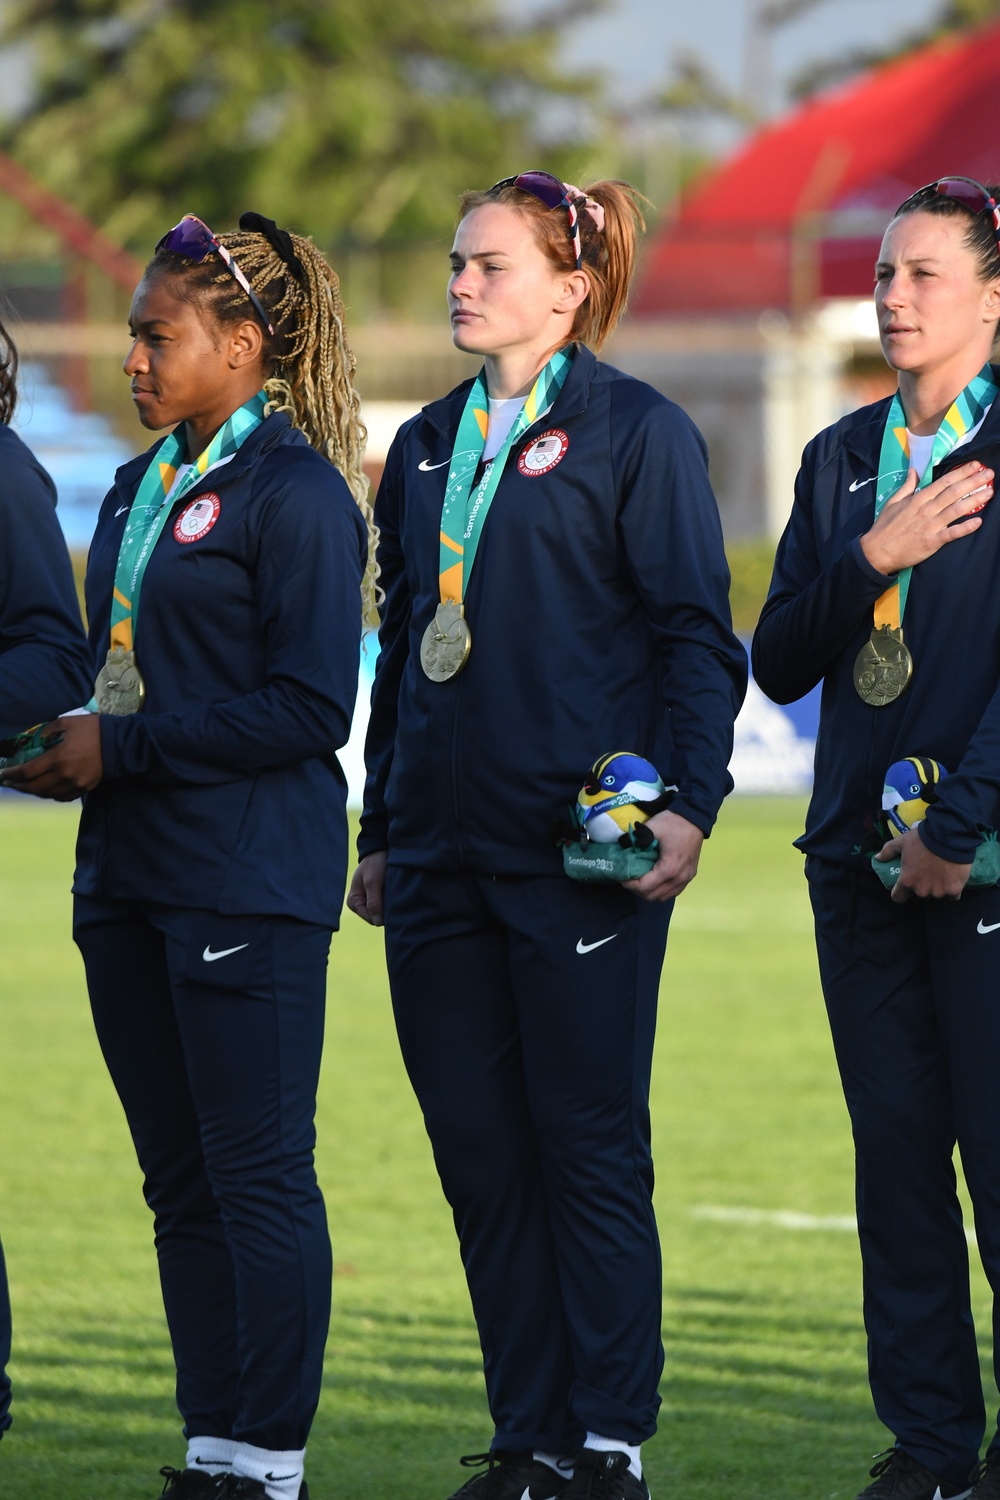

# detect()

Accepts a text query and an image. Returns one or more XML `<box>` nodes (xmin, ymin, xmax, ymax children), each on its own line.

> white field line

<box><xmin>691</xmin><ymin>1204</ymin><xmax>978</xmax><ymax>1245</ymax></box>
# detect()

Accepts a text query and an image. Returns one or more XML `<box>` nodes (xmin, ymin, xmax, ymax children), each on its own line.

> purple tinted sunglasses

<box><xmin>155</xmin><ymin>214</ymin><xmax>275</xmax><ymax>334</ymax></box>
<box><xmin>488</xmin><ymin>170</ymin><xmax>583</xmax><ymax>268</ymax></box>
<box><xmin>907</xmin><ymin>176</ymin><xmax>1000</xmax><ymax>248</ymax></box>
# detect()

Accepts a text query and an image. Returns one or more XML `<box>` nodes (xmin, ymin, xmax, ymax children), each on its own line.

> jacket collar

<box><xmin>843</xmin><ymin>362</ymin><xmax>1000</xmax><ymax>463</ymax></box>
<box><xmin>114</xmin><ymin>410</ymin><xmax>296</xmax><ymax>500</ymax></box>
<box><xmin>420</xmin><ymin>342</ymin><xmax>596</xmax><ymax>439</ymax></box>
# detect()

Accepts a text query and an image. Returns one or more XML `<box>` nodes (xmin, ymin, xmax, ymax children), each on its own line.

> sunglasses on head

<box><xmin>155</xmin><ymin>214</ymin><xmax>275</xmax><ymax>335</ymax></box>
<box><xmin>907</xmin><ymin>176</ymin><xmax>1000</xmax><ymax>248</ymax></box>
<box><xmin>487</xmin><ymin>170</ymin><xmax>583</xmax><ymax>268</ymax></box>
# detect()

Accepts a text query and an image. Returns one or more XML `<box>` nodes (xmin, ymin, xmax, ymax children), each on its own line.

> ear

<box><xmin>984</xmin><ymin>277</ymin><xmax>1000</xmax><ymax>322</ymax></box>
<box><xmin>554</xmin><ymin>268</ymin><xmax>591</xmax><ymax>316</ymax></box>
<box><xmin>227</xmin><ymin>317</ymin><xmax>266</xmax><ymax>370</ymax></box>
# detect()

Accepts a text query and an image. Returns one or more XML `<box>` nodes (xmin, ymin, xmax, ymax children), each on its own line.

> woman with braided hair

<box><xmin>5</xmin><ymin>213</ymin><xmax>372</xmax><ymax>1500</ymax></box>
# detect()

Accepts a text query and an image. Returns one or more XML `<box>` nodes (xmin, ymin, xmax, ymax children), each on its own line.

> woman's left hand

<box><xmin>623</xmin><ymin>808</ymin><xmax>705</xmax><ymax>902</ymax></box>
<box><xmin>875</xmin><ymin>827</ymin><xmax>972</xmax><ymax>902</ymax></box>
<box><xmin>0</xmin><ymin>715</ymin><xmax>104</xmax><ymax>801</ymax></box>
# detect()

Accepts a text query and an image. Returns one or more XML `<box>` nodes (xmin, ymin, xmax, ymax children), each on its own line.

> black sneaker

<box><xmin>559</xmin><ymin>1451</ymin><xmax>649</xmax><ymax>1500</ymax></box>
<box><xmin>855</xmin><ymin>1449</ymin><xmax>974</xmax><ymax>1500</ymax></box>
<box><xmin>446</xmin><ymin>1450</ymin><xmax>570</xmax><ymax>1499</ymax></box>
<box><xmin>972</xmin><ymin>1456</ymin><xmax>1000</xmax><ymax>1497</ymax></box>
<box><xmin>158</xmin><ymin>1471</ymin><xmax>227</xmax><ymax>1498</ymax></box>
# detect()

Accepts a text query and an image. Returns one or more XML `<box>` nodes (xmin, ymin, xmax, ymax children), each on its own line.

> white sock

<box><xmin>185</xmin><ymin>1436</ymin><xmax>237</xmax><ymax>1477</ymax></box>
<box><xmin>231</xmin><ymin>1441</ymin><xmax>305</xmax><ymax>1500</ymax></box>
<box><xmin>534</xmin><ymin>1450</ymin><xmax>574</xmax><ymax>1478</ymax></box>
<box><xmin>585</xmin><ymin>1432</ymin><xmax>642</xmax><ymax>1480</ymax></box>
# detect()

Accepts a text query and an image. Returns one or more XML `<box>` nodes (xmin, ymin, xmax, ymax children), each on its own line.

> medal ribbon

<box><xmin>872</xmin><ymin>363</ymin><xmax>998</xmax><ymax>631</ymax></box>
<box><xmin>437</xmin><ymin>347</ymin><xmax>574</xmax><ymax>606</ymax></box>
<box><xmin>108</xmin><ymin>391</ymin><xmax>268</xmax><ymax>653</ymax></box>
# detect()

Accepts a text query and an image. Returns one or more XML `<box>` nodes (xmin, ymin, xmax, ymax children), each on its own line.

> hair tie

<box><xmin>562</xmin><ymin>183</ymin><xmax>605</xmax><ymax>235</ymax></box>
<box><xmin>239</xmin><ymin>211</ymin><xmax>305</xmax><ymax>281</ymax></box>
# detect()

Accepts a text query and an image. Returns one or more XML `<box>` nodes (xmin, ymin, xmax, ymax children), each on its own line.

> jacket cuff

<box><xmin>99</xmin><ymin>713</ymin><xmax>152</xmax><ymax>782</ymax></box>
<box><xmin>849</xmin><ymin>536</ymin><xmax>897</xmax><ymax>590</ymax></box>
<box><xmin>357</xmin><ymin>811</ymin><xmax>389</xmax><ymax>860</ymax></box>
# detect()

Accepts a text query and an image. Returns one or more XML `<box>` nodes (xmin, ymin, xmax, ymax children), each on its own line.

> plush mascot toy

<box><xmin>576</xmin><ymin>751</ymin><xmax>673</xmax><ymax>847</ymax></box>
<box><xmin>881</xmin><ymin>756</ymin><xmax>947</xmax><ymax>835</ymax></box>
<box><xmin>871</xmin><ymin>754</ymin><xmax>1000</xmax><ymax>891</ymax></box>
<box><xmin>561</xmin><ymin>751</ymin><xmax>676</xmax><ymax>882</ymax></box>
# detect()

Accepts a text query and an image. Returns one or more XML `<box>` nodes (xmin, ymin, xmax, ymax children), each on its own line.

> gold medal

<box><xmin>94</xmin><ymin>645</ymin><xmax>146</xmax><ymax>716</ymax></box>
<box><xmin>420</xmin><ymin>602</ymin><xmax>472</xmax><ymax>682</ymax></box>
<box><xmin>853</xmin><ymin>624</ymin><xmax>913</xmax><ymax>707</ymax></box>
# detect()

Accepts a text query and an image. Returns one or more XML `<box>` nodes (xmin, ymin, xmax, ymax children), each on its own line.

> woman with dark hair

<box><xmin>0</xmin><ymin>314</ymin><xmax>93</xmax><ymax>1441</ymax></box>
<box><xmin>348</xmin><ymin>172</ymin><xmax>746</xmax><ymax>1500</ymax></box>
<box><xmin>753</xmin><ymin>178</ymin><xmax>1000</xmax><ymax>1500</ymax></box>
<box><xmin>5</xmin><ymin>216</ymin><xmax>372</xmax><ymax>1500</ymax></box>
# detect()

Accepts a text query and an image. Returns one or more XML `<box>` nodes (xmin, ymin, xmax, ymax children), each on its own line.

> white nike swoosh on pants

<box><xmin>576</xmin><ymin>935</ymin><xmax>617</xmax><ymax>954</ymax></box>
<box><xmin>202</xmin><ymin>943</ymin><xmax>250</xmax><ymax>962</ymax></box>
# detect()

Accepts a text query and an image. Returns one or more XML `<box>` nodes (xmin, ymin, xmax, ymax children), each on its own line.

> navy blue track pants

<box><xmin>73</xmin><ymin>898</ymin><xmax>333</xmax><ymax>1452</ymax></box>
<box><xmin>383</xmin><ymin>867</ymin><xmax>672</xmax><ymax>1453</ymax></box>
<box><xmin>0</xmin><ymin>1235</ymin><xmax>11</xmax><ymax>1437</ymax></box>
<box><xmin>809</xmin><ymin>859</ymin><xmax>1000</xmax><ymax>1487</ymax></box>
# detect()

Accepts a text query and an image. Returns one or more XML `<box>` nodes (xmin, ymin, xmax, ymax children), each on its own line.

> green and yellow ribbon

<box><xmin>437</xmin><ymin>347</ymin><xmax>573</xmax><ymax>606</ymax></box>
<box><xmin>873</xmin><ymin>363</ymin><xmax>998</xmax><ymax>631</ymax></box>
<box><xmin>109</xmin><ymin>390</ymin><xmax>268</xmax><ymax>653</ymax></box>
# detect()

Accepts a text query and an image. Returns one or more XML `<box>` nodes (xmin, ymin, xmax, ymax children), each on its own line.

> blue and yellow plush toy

<box><xmin>881</xmin><ymin>755</ymin><xmax>946</xmax><ymax>835</ymax></box>
<box><xmin>576</xmin><ymin>752</ymin><xmax>670</xmax><ymax>844</ymax></box>
<box><xmin>872</xmin><ymin>753</ymin><xmax>1000</xmax><ymax>889</ymax></box>
<box><xmin>562</xmin><ymin>751</ymin><xmax>677</xmax><ymax>881</ymax></box>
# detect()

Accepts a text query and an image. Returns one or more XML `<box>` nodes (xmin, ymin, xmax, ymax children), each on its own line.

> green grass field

<box><xmin>0</xmin><ymin>798</ymin><xmax>995</xmax><ymax>1499</ymax></box>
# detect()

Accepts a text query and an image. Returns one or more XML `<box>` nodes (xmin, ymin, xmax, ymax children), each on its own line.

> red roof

<box><xmin>633</xmin><ymin>21</ymin><xmax>1000</xmax><ymax>317</ymax></box>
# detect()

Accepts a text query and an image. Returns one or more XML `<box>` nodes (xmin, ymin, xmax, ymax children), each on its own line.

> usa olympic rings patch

<box><xmin>518</xmin><ymin>429</ymin><xmax>569</xmax><ymax>477</ymax></box>
<box><xmin>174</xmin><ymin>493</ymin><xmax>221</xmax><ymax>544</ymax></box>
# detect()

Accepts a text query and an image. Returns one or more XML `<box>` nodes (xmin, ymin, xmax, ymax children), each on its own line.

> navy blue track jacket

<box><xmin>752</xmin><ymin>377</ymin><xmax>1000</xmax><ymax>869</ymax></box>
<box><xmin>0</xmin><ymin>425</ymin><xmax>92</xmax><ymax>737</ymax></box>
<box><xmin>74</xmin><ymin>414</ymin><xmax>367</xmax><ymax>927</ymax></box>
<box><xmin>358</xmin><ymin>344</ymin><xmax>747</xmax><ymax>872</ymax></box>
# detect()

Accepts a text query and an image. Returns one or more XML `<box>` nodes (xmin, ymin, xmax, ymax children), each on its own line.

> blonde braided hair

<box><xmin>150</xmin><ymin>224</ymin><xmax>380</xmax><ymax>619</ymax></box>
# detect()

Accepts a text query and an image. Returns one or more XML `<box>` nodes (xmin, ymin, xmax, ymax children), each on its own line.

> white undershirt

<box><xmin>163</xmin><ymin>451</ymin><xmax>235</xmax><ymax>505</ymax></box>
<box><xmin>483</xmin><ymin>396</ymin><xmax>524</xmax><ymax>462</ymax></box>
<box><xmin>906</xmin><ymin>405</ymin><xmax>991</xmax><ymax>482</ymax></box>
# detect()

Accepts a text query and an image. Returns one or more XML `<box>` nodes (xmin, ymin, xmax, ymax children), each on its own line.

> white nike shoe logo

<box><xmin>202</xmin><ymin>943</ymin><xmax>250</xmax><ymax>962</ymax></box>
<box><xmin>418</xmin><ymin>458</ymin><xmax>450</xmax><ymax>471</ymax></box>
<box><xmin>114</xmin><ymin>504</ymin><xmax>129</xmax><ymax>516</ymax></box>
<box><xmin>977</xmin><ymin>919</ymin><xmax>1000</xmax><ymax>934</ymax></box>
<box><xmin>849</xmin><ymin>476</ymin><xmax>876</xmax><ymax>492</ymax></box>
<box><xmin>576</xmin><ymin>935</ymin><xmax>617</xmax><ymax>955</ymax></box>
<box><xmin>932</xmin><ymin>1487</ymin><xmax>973</xmax><ymax>1500</ymax></box>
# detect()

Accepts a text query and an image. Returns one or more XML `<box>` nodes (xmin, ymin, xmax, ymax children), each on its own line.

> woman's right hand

<box><xmin>860</xmin><ymin>459</ymin><xmax>993</xmax><ymax>576</ymax></box>
<box><xmin>346</xmin><ymin>850</ymin><xmax>387</xmax><ymax>926</ymax></box>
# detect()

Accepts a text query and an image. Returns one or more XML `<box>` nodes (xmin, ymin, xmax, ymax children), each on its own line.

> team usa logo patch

<box><xmin>174</xmin><ymin>493</ymin><xmax>221</xmax><ymax>544</ymax></box>
<box><xmin>517</xmin><ymin>429</ymin><xmax>570</xmax><ymax>477</ymax></box>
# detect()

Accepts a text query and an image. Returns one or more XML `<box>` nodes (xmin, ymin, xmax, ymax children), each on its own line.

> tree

<box><xmin>0</xmin><ymin>0</ymin><xmax>605</xmax><ymax>254</ymax></box>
